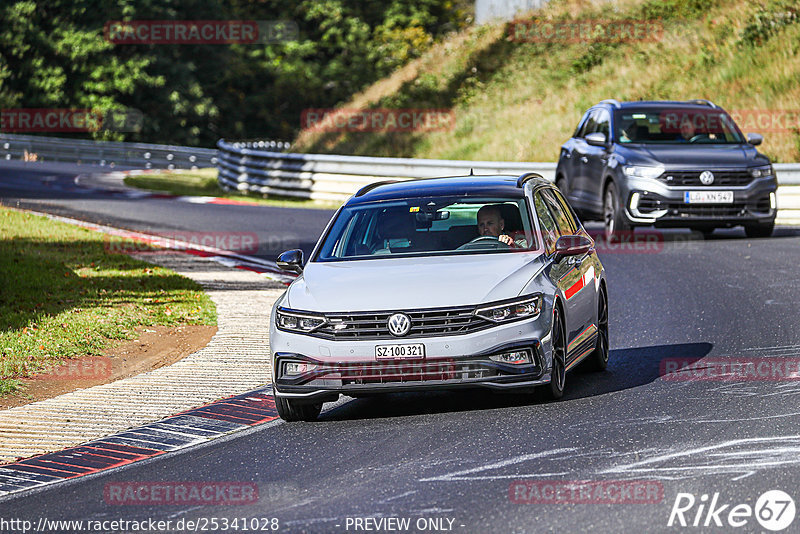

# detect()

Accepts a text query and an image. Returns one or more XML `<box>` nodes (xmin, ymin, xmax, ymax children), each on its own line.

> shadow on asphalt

<box><xmin>317</xmin><ymin>341</ymin><xmax>714</xmax><ymax>421</ymax></box>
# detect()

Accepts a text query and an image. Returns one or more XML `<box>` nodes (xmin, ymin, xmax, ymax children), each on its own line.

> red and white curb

<box><xmin>0</xmin><ymin>388</ymin><xmax>278</xmax><ymax>499</ymax></box>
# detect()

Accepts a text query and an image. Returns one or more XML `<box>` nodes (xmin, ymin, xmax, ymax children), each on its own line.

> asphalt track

<box><xmin>2</xmin><ymin>161</ymin><xmax>800</xmax><ymax>533</ymax></box>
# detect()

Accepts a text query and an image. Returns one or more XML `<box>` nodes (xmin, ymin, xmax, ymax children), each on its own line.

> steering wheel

<box><xmin>456</xmin><ymin>235</ymin><xmax>510</xmax><ymax>251</ymax></box>
<box><xmin>688</xmin><ymin>134</ymin><xmax>709</xmax><ymax>143</ymax></box>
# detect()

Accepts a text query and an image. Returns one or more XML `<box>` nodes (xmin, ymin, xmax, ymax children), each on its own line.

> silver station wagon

<box><xmin>270</xmin><ymin>173</ymin><xmax>609</xmax><ymax>421</ymax></box>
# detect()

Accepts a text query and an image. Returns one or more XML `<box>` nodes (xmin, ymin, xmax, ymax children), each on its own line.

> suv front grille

<box><xmin>315</xmin><ymin>306</ymin><xmax>491</xmax><ymax>340</ymax></box>
<box><xmin>638</xmin><ymin>197</ymin><xmax>748</xmax><ymax>218</ymax></box>
<box><xmin>658</xmin><ymin>170</ymin><xmax>753</xmax><ymax>187</ymax></box>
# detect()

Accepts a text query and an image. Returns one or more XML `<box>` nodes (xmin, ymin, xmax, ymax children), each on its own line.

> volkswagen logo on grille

<box><xmin>387</xmin><ymin>313</ymin><xmax>411</xmax><ymax>337</ymax></box>
<box><xmin>699</xmin><ymin>170</ymin><xmax>715</xmax><ymax>185</ymax></box>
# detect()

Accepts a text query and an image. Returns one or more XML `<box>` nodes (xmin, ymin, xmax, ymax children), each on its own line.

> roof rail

<box><xmin>600</xmin><ymin>99</ymin><xmax>621</xmax><ymax>108</ymax></box>
<box><xmin>687</xmin><ymin>99</ymin><xmax>717</xmax><ymax>108</ymax></box>
<box><xmin>355</xmin><ymin>180</ymin><xmax>402</xmax><ymax>197</ymax></box>
<box><xmin>516</xmin><ymin>172</ymin><xmax>545</xmax><ymax>188</ymax></box>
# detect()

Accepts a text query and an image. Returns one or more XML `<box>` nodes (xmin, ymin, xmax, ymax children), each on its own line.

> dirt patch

<box><xmin>0</xmin><ymin>325</ymin><xmax>216</xmax><ymax>410</ymax></box>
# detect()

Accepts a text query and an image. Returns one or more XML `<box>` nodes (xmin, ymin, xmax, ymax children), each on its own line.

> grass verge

<box><xmin>124</xmin><ymin>168</ymin><xmax>342</xmax><ymax>209</ymax></box>
<box><xmin>293</xmin><ymin>0</ymin><xmax>800</xmax><ymax>163</ymax></box>
<box><xmin>0</xmin><ymin>207</ymin><xmax>217</xmax><ymax>396</ymax></box>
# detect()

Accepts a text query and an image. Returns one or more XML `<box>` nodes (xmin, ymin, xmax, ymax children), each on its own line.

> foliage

<box><xmin>0</xmin><ymin>0</ymin><xmax>471</xmax><ymax>146</ymax></box>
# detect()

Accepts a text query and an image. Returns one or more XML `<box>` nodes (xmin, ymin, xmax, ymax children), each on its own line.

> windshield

<box><xmin>614</xmin><ymin>108</ymin><xmax>745</xmax><ymax>144</ymax></box>
<box><xmin>315</xmin><ymin>197</ymin><xmax>538</xmax><ymax>261</ymax></box>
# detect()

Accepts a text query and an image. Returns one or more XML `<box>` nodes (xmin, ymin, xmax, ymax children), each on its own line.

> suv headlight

<box><xmin>476</xmin><ymin>295</ymin><xmax>542</xmax><ymax>323</ymax></box>
<box><xmin>275</xmin><ymin>308</ymin><xmax>327</xmax><ymax>333</ymax></box>
<box><xmin>623</xmin><ymin>165</ymin><xmax>665</xmax><ymax>180</ymax></box>
<box><xmin>748</xmin><ymin>165</ymin><xmax>774</xmax><ymax>178</ymax></box>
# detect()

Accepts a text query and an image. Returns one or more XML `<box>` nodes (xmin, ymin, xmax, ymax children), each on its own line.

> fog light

<box><xmin>770</xmin><ymin>192</ymin><xmax>777</xmax><ymax>210</ymax></box>
<box><xmin>630</xmin><ymin>192</ymin><xmax>640</xmax><ymax>210</ymax></box>
<box><xmin>489</xmin><ymin>350</ymin><xmax>532</xmax><ymax>365</ymax></box>
<box><xmin>284</xmin><ymin>362</ymin><xmax>318</xmax><ymax>375</ymax></box>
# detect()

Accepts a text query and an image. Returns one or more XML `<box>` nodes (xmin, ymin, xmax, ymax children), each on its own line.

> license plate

<box><xmin>375</xmin><ymin>344</ymin><xmax>425</xmax><ymax>360</ymax></box>
<box><xmin>684</xmin><ymin>191</ymin><xmax>734</xmax><ymax>204</ymax></box>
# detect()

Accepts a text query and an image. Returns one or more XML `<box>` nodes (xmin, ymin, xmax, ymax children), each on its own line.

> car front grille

<box><xmin>331</xmin><ymin>360</ymin><xmax>497</xmax><ymax>385</ymax></box>
<box><xmin>638</xmin><ymin>197</ymin><xmax>748</xmax><ymax>218</ymax></box>
<box><xmin>314</xmin><ymin>306</ymin><xmax>491</xmax><ymax>340</ymax></box>
<box><xmin>657</xmin><ymin>170</ymin><xmax>753</xmax><ymax>187</ymax></box>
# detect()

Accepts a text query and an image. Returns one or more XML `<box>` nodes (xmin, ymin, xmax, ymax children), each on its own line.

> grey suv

<box><xmin>555</xmin><ymin>99</ymin><xmax>777</xmax><ymax>238</ymax></box>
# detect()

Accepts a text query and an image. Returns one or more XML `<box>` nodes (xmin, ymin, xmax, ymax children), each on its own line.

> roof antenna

<box><xmin>470</xmin><ymin>168</ymin><xmax>474</xmax><ymax>176</ymax></box>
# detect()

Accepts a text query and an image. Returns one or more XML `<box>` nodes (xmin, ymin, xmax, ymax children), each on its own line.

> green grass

<box><xmin>293</xmin><ymin>0</ymin><xmax>800</xmax><ymax>163</ymax></box>
<box><xmin>124</xmin><ymin>169</ymin><xmax>342</xmax><ymax>210</ymax></box>
<box><xmin>0</xmin><ymin>207</ymin><xmax>216</xmax><ymax>395</ymax></box>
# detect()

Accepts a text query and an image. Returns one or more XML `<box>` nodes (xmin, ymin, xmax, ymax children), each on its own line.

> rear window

<box><xmin>315</xmin><ymin>197</ymin><xmax>539</xmax><ymax>261</ymax></box>
<box><xmin>614</xmin><ymin>108</ymin><xmax>745</xmax><ymax>144</ymax></box>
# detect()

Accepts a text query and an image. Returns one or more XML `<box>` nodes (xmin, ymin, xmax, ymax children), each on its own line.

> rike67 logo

<box><xmin>668</xmin><ymin>490</ymin><xmax>796</xmax><ymax>531</ymax></box>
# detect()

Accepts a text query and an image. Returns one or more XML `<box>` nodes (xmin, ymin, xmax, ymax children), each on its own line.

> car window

<box><xmin>579</xmin><ymin>110</ymin><xmax>599</xmax><ymax>138</ymax></box>
<box><xmin>549</xmin><ymin>188</ymin><xmax>581</xmax><ymax>232</ymax></box>
<box><xmin>541</xmin><ymin>188</ymin><xmax>577</xmax><ymax>235</ymax></box>
<box><xmin>533</xmin><ymin>192</ymin><xmax>559</xmax><ymax>255</ymax></box>
<box><xmin>595</xmin><ymin>109</ymin><xmax>610</xmax><ymax>140</ymax></box>
<box><xmin>573</xmin><ymin>110</ymin><xmax>592</xmax><ymax>138</ymax></box>
<box><xmin>315</xmin><ymin>197</ymin><xmax>538</xmax><ymax>261</ymax></box>
<box><xmin>614</xmin><ymin>108</ymin><xmax>745</xmax><ymax>144</ymax></box>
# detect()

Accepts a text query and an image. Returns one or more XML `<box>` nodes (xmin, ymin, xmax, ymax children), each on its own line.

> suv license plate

<box><xmin>684</xmin><ymin>191</ymin><xmax>734</xmax><ymax>204</ymax></box>
<box><xmin>375</xmin><ymin>344</ymin><xmax>425</xmax><ymax>360</ymax></box>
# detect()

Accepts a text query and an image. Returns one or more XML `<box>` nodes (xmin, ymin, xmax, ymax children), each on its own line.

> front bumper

<box><xmin>622</xmin><ymin>175</ymin><xmax>777</xmax><ymax>227</ymax></box>
<box><xmin>270</xmin><ymin>317</ymin><xmax>551</xmax><ymax>400</ymax></box>
<box><xmin>274</xmin><ymin>346</ymin><xmax>547</xmax><ymax>400</ymax></box>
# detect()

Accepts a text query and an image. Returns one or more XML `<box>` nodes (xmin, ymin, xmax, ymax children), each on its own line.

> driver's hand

<box><xmin>498</xmin><ymin>234</ymin><xmax>513</xmax><ymax>245</ymax></box>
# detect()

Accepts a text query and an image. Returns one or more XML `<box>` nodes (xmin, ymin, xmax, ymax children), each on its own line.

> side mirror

<box><xmin>585</xmin><ymin>132</ymin><xmax>608</xmax><ymax>147</ymax></box>
<box><xmin>746</xmin><ymin>133</ymin><xmax>763</xmax><ymax>146</ymax></box>
<box><xmin>554</xmin><ymin>235</ymin><xmax>592</xmax><ymax>262</ymax></box>
<box><xmin>277</xmin><ymin>249</ymin><xmax>303</xmax><ymax>274</ymax></box>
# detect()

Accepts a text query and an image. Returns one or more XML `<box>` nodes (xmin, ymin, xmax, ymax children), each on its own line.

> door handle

<box><xmin>580</xmin><ymin>156</ymin><xmax>588</xmax><ymax>164</ymax></box>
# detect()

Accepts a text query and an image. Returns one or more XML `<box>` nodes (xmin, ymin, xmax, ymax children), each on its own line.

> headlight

<box><xmin>748</xmin><ymin>165</ymin><xmax>773</xmax><ymax>178</ymax></box>
<box><xmin>275</xmin><ymin>308</ymin><xmax>327</xmax><ymax>333</ymax></box>
<box><xmin>623</xmin><ymin>165</ymin><xmax>665</xmax><ymax>180</ymax></box>
<box><xmin>476</xmin><ymin>295</ymin><xmax>542</xmax><ymax>323</ymax></box>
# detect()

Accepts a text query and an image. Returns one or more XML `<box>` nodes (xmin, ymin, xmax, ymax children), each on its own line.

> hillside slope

<box><xmin>293</xmin><ymin>0</ymin><xmax>800</xmax><ymax>162</ymax></box>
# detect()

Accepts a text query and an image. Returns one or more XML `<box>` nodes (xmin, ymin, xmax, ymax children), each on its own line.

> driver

<box><xmin>678</xmin><ymin>118</ymin><xmax>696</xmax><ymax>141</ymax></box>
<box><xmin>476</xmin><ymin>205</ymin><xmax>527</xmax><ymax>248</ymax></box>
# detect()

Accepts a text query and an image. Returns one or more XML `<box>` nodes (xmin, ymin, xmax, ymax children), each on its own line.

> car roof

<box><xmin>348</xmin><ymin>174</ymin><xmax>551</xmax><ymax>205</ymax></box>
<box><xmin>599</xmin><ymin>100</ymin><xmax>724</xmax><ymax>111</ymax></box>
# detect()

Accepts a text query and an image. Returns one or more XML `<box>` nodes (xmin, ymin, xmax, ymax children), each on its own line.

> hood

<box><xmin>616</xmin><ymin>144</ymin><xmax>767</xmax><ymax>169</ymax></box>
<box><xmin>285</xmin><ymin>253</ymin><xmax>547</xmax><ymax>312</ymax></box>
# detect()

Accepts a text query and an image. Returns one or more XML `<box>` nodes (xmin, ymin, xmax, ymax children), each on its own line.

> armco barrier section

<box><xmin>216</xmin><ymin>139</ymin><xmax>800</xmax><ymax>224</ymax></box>
<box><xmin>0</xmin><ymin>133</ymin><xmax>217</xmax><ymax>170</ymax></box>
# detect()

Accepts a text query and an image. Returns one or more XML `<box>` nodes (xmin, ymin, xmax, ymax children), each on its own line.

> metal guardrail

<box><xmin>0</xmin><ymin>133</ymin><xmax>217</xmax><ymax>170</ymax></box>
<box><xmin>216</xmin><ymin>139</ymin><xmax>800</xmax><ymax>223</ymax></box>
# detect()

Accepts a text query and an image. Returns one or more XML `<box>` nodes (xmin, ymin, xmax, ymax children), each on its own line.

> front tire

<box><xmin>584</xmin><ymin>285</ymin><xmax>609</xmax><ymax>371</ymax></box>
<box><xmin>545</xmin><ymin>306</ymin><xmax>566</xmax><ymax>400</ymax></box>
<box><xmin>745</xmin><ymin>221</ymin><xmax>774</xmax><ymax>238</ymax></box>
<box><xmin>275</xmin><ymin>395</ymin><xmax>322</xmax><ymax>422</ymax></box>
<box><xmin>604</xmin><ymin>182</ymin><xmax>630</xmax><ymax>241</ymax></box>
